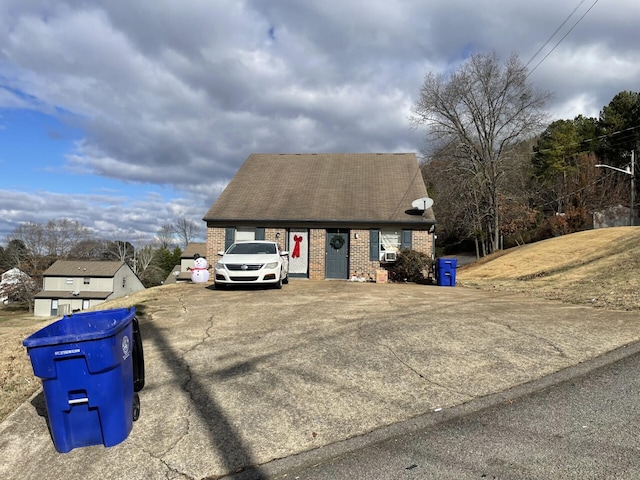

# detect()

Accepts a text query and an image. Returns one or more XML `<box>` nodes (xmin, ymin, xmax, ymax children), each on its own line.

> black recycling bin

<box><xmin>23</xmin><ymin>307</ymin><xmax>145</xmax><ymax>453</ymax></box>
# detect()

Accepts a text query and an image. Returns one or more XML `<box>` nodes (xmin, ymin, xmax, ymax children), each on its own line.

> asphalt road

<box><xmin>261</xmin><ymin>346</ymin><xmax>640</xmax><ymax>480</ymax></box>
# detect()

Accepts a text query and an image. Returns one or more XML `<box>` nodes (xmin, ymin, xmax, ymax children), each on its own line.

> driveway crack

<box><xmin>383</xmin><ymin>344</ymin><xmax>475</xmax><ymax>400</ymax></box>
<box><xmin>137</xmin><ymin>444</ymin><xmax>196</xmax><ymax>480</ymax></box>
<box><xmin>141</xmin><ymin>296</ymin><xmax>217</xmax><ymax>476</ymax></box>
<box><xmin>501</xmin><ymin>323</ymin><xmax>568</xmax><ymax>358</ymax></box>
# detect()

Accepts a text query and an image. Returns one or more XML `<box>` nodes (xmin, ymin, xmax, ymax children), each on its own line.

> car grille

<box><xmin>225</xmin><ymin>263</ymin><xmax>264</xmax><ymax>271</ymax></box>
<box><xmin>229</xmin><ymin>276</ymin><xmax>259</xmax><ymax>281</ymax></box>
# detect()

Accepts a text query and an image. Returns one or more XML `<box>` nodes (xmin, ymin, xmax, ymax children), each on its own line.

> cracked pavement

<box><xmin>1</xmin><ymin>281</ymin><xmax>639</xmax><ymax>479</ymax></box>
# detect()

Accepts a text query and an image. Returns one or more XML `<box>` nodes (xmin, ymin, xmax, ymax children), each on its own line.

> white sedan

<box><xmin>214</xmin><ymin>241</ymin><xmax>289</xmax><ymax>289</ymax></box>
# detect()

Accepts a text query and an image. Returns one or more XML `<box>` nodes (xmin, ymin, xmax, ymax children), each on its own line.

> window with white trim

<box><xmin>370</xmin><ymin>229</ymin><xmax>412</xmax><ymax>262</ymax></box>
<box><xmin>235</xmin><ymin>227</ymin><xmax>256</xmax><ymax>242</ymax></box>
<box><xmin>380</xmin><ymin>230</ymin><xmax>401</xmax><ymax>255</ymax></box>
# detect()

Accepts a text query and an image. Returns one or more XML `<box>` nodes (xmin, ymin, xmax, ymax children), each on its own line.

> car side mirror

<box><xmin>217</xmin><ymin>251</ymin><xmax>225</xmax><ymax>256</ymax></box>
<box><xmin>280</xmin><ymin>251</ymin><xmax>289</xmax><ymax>256</ymax></box>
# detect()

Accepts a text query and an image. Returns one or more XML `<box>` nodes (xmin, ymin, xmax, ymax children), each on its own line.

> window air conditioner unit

<box><xmin>384</xmin><ymin>251</ymin><xmax>397</xmax><ymax>262</ymax></box>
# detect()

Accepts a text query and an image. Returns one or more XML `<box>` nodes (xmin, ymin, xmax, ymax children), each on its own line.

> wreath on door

<box><xmin>330</xmin><ymin>234</ymin><xmax>345</xmax><ymax>250</ymax></box>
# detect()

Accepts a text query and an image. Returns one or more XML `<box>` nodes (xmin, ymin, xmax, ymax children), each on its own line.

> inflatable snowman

<box><xmin>190</xmin><ymin>254</ymin><xmax>209</xmax><ymax>283</ymax></box>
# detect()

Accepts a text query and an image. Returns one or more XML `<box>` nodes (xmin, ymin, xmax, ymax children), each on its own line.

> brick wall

<box><xmin>264</xmin><ymin>228</ymin><xmax>287</xmax><ymax>246</ymax></box>
<box><xmin>411</xmin><ymin>230</ymin><xmax>434</xmax><ymax>257</ymax></box>
<box><xmin>308</xmin><ymin>229</ymin><xmax>325</xmax><ymax>280</ymax></box>
<box><xmin>206</xmin><ymin>227</ymin><xmax>226</xmax><ymax>263</ymax></box>
<box><xmin>349</xmin><ymin>229</ymin><xmax>378</xmax><ymax>281</ymax></box>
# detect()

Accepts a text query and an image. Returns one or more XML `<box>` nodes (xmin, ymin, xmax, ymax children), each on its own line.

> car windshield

<box><xmin>227</xmin><ymin>242</ymin><xmax>276</xmax><ymax>255</ymax></box>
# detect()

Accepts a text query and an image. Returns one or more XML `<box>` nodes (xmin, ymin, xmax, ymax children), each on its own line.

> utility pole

<box><xmin>631</xmin><ymin>150</ymin><xmax>635</xmax><ymax>226</ymax></box>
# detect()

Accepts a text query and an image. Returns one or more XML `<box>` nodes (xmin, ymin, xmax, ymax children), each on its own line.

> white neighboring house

<box><xmin>33</xmin><ymin>260</ymin><xmax>145</xmax><ymax>317</ymax></box>
<box><xmin>0</xmin><ymin>268</ymin><xmax>35</xmax><ymax>305</ymax></box>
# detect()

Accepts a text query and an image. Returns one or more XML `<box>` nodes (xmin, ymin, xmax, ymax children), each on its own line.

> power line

<box><xmin>535</xmin><ymin>124</ymin><xmax>640</xmax><ymax>155</ymax></box>
<box><xmin>526</xmin><ymin>0</ymin><xmax>600</xmax><ymax>78</ymax></box>
<box><xmin>525</xmin><ymin>0</ymin><xmax>588</xmax><ymax>68</ymax></box>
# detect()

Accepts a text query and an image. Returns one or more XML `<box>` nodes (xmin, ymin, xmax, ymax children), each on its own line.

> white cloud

<box><xmin>0</xmin><ymin>0</ymin><xmax>639</xmax><ymax>241</ymax></box>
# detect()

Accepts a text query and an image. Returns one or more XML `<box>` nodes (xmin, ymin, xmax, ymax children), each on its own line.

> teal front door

<box><xmin>325</xmin><ymin>230</ymin><xmax>349</xmax><ymax>279</ymax></box>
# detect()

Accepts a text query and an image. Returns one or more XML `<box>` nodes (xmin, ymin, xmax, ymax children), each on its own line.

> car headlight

<box><xmin>264</xmin><ymin>261</ymin><xmax>279</xmax><ymax>269</ymax></box>
<box><xmin>214</xmin><ymin>262</ymin><xmax>226</xmax><ymax>270</ymax></box>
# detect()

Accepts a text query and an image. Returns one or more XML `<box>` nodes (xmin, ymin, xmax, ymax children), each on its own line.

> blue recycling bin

<box><xmin>23</xmin><ymin>308</ymin><xmax>137</xmax><ymax>453</ymax></box>
<box><xmin>436</xmin><ymin>258</ymin><xmax>457</xmax><ymax>286</ymax></box>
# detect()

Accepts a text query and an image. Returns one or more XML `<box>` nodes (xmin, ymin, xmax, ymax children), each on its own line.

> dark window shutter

<box><xmin>401</xmin><ymin>230</ymin><xmax>412</xmax><ymax>250</ymax></box>
<box><xmin>255</xmin><ymin>227</ymin><xmax>265</xmax><ymax>240</ymax></box>
<box><xmin>370</xmin><ymin>229</ymin><xmax>380</xmax><ymax>261</ymax></box>
<box><xmin>225</xmin><ymin>227</ymin><xmax>235</xmax><ymax>250</ymax></box>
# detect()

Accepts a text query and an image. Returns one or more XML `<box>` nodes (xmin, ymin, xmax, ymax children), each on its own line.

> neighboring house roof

<box><xmin>163</xmin><ymin>265</ymin><xmax>180</xmax><ymax>284</ymax></box>
<box><xmin>163</xmin><ymin>265</ymin><xmax>192</xmax><ymax>284</ymax></box>
<box><xmin>34</xmin><ymin>290</ymin><xmax>112</xmax><ymax>300</ymax></box>
<box><xmin>43</xmin><ymin>260</ymin><xmax>126</xmax><ymax>277</ymax></box>
<box><xmin>182</xmin><ymin>242</ymin><xmax>207</xmax><ymax>259</ymax></box>
<box><xmin>203</xmin><ymin>153</ymin><xmax>436</xmax><ymax>226</ymax></box>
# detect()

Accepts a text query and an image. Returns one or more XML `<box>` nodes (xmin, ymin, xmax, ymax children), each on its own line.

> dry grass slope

<box><xmin>457</xmin><ymin>226</ymin><xmax>640</xmax><ymax>310</ymax></box>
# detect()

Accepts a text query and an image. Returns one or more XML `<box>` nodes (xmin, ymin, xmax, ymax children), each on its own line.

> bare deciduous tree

<box><xmin>412</xmin><ymin>52</ymin><xmax>551</xmax><ymax>253</ymax></box>
<box><xmin>44</xmin><ymin>219</ymin><xmax>91</xmax><ymax>257</ymax></box>
<box><xmin>105</xmin><ymin>240</ymin><xmax>135</xmax><ymax>263</ymax></box>
<box><xmin>131</xmin><ymin>243</ymin><xmax>164</xmax><ymax>286</ymax></box>
<box><xmin>173</xmin><ymin>218</ymin><xmax>203</xmax><ymax>249</ymax></box>
<box><xmin>5</xmin><ymin>222</ymin><xmax>53</xmax><ymax>276</ymax></box>
<box><xmin>156</xmin><ymin>223</ymin><xmax>175</xmax><ymax>249</ymax></box>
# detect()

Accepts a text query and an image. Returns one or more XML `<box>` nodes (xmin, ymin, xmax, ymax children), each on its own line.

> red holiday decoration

<box><xmin>292</xmin><ymin>235</ymin><xmax>303</xmax><ymax>258</ymax></box>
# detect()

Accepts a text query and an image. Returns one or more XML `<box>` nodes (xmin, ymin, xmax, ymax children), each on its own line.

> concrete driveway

<box><xmin>1</xmin><ymin>281</ymin><xmax>639</xmax><ymax>479</ymax></box>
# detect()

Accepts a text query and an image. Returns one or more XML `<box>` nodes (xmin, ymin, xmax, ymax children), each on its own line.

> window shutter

<box><xmin>225</xmin><ymin>228</ymin><xmax>235</xmax><ymax>250</ymax></box>
<box><xmin>255</xmin><ymin>227</ymin><xmax>265</xmax><ymax>240</ymax></box>
<box><xmin>401</xmin><ymin>230</ymin><xmax>412</xmax><ymax>250</ymax></box>
<box><xmin>370</xmin><ymin>229</ymin><xmax>380</xmax><ymax>261</ymax></box>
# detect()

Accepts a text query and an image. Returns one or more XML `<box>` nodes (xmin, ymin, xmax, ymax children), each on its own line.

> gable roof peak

<box><xmin>204</xmin><ymin>152</ymin><xmax>435</xmax><ymax>225</ymax></box>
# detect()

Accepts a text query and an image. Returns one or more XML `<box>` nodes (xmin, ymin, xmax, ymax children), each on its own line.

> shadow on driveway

<box><xmin>136</xmin><ymin>304</ymin><xmax>269</xmax><ymax>479</ymax></box>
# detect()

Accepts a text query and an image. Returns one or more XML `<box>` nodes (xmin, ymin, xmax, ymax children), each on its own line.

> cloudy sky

<box><xmin>0</xmin><ymin>0</ymin><xmax>637</xmax><ymax>244</ymax></box>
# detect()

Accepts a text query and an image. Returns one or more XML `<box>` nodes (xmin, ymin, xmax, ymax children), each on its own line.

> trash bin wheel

<box><xmin>132</xmin><ymin>393</ymin><xmax>140</xmax><ymax>421</ymax></box>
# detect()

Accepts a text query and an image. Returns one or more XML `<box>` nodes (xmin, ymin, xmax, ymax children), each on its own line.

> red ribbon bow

<box><xmin>292</xmin><ymin>234</ymin><xmax>303</xmax><ymax>258</ymax></box>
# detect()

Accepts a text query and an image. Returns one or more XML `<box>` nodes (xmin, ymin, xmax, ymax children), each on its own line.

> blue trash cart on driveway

<box><xmin>436</xmin><ymin>258</ymin><xmax>458</xmax><ymax>286</ymax></box>
<box><xmin>23</xmin><ymin>307</ymin><xmax>144</xmax><ymax>453</ymax></box>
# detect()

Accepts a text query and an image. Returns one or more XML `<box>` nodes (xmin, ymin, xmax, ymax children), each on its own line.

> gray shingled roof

<box><xmin>182</xmin><ymin>242</ymin><xmax>207</xmax><ymax>259</ymax></box>
<box><xmin>34</xmin><ymin>290</ymin><xmax>112</xmax><ymax>300</ymax></box>
<box><xmin>43</xmin><ymin>260</ymin><xmax>125</xmax><ymax>277</ymax></box>
<box><xmin>203</xmin><ymin>153</ymin><xmax>436</xmax><ymax>226</ymax></box>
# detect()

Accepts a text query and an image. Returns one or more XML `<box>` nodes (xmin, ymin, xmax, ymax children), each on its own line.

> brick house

<box><xmin>33</xmin><ymin>260</ymin><xmax>145</xmax><ymax>317</ymax></box>
<box><xmin>203</xmin><ymin>153</ymin><xmax>436</xmax><ymax>281</ymax></box>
